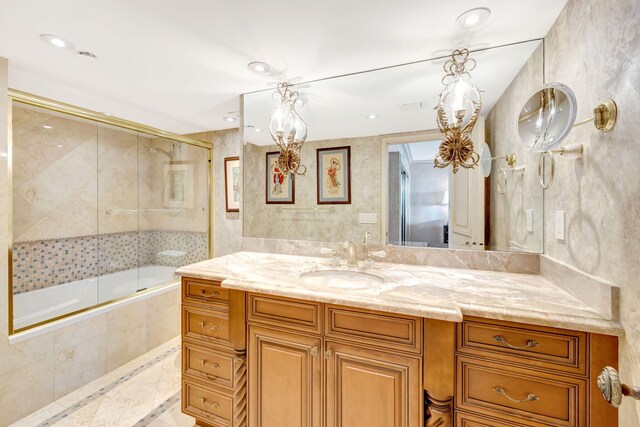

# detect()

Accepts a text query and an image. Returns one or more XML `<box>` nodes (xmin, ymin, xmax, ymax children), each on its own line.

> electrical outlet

<box><xmin>359</xmin><ymin>213</ymin><xmax>377</xmax><ymax>224</ymax></box>
<box><xmin>555</xmin><ymin>211</ymin><xmax>566</xmax><ymax>240</ymax></box>
<box><xmin>526</xmin><ymin>209</ymin><xmax>534</xmax><ymax>233</ymax></box>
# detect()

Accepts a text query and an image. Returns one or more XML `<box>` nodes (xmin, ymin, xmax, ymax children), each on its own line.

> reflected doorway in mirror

<box><xmin>266</xmin><ymin>151</ymin><xmax>295</xmax><ymax>204</ymax></box>
<box><xmin>316</xmin><ymin>146</ymin><xmax>351</xmax><ymax>204</ymax></box>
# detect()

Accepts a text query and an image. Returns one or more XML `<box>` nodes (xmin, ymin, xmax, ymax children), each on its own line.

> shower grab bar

<box><xmin>105</xmin><ymin>208</ymin><xmax>192</xmax><ymax>215</ymax></box>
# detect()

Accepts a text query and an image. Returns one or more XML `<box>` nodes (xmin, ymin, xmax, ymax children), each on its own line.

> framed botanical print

<box><xmin>316</xmin><ymin>146</ymin><xmax>351</xmax><ymax>204</ymax></box>
<box><xmin>266</xmin><ymin>151</ymin><xmax>295</xmax><ymax>204</ymax></box>
<box><xmin>224</xmin><ymin>156</ymin><xmax>240</xmax><ymax>212</ymax></box>
<box><xmin>164</xmin><ymin>163</ymin><xmax>194</xmax><ymax>208</ymax></box>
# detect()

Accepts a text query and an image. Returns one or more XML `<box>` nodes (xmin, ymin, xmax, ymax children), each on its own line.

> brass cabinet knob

<box><xmin>310</xmin><ymin>346</ymin><xmax>319</xmax><ymax>357</ymax></box>
<box><xmin>325</xmin><ymin>349</ymin><xmax>333</xmax><ymax>360</ymax></box>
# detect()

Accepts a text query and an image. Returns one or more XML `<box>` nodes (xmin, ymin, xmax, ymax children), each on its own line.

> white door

<box><xmin>448</xmin><ymin>116</ymin><xmax>486</xmax><ymax>250</ymax></box>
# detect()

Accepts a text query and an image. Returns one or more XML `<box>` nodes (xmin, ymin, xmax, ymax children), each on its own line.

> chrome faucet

<box><xmin>343</xmin><ymin>241</ymin><xmax>358</xmax><ymax>267</ymax></box>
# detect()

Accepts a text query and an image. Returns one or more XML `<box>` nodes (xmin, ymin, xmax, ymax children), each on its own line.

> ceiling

<box><xmin>0</xmin><ymin>0</ymin><xmax>567</xmax><ymax>135</ymax></box>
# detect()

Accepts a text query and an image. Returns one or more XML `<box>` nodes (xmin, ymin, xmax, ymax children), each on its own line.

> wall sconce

<box><xmin>434</xmin><ymin>48</ymin><xmax>483</xmax><ymax>173</ymax></box>
<box><xmin>269</xmin><ymin>82</ymin><xmax>308</xmax><ymax>175</ymax></box>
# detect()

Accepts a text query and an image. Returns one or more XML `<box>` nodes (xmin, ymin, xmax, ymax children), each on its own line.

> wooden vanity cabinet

<box><xmin>181</xmin><ymin>278</ymin><xmax>247</xmax><ymax>427</ymax></box>
<box><xmin>181</xmin><ymin>277</ymin><xmax>619</xmax><ymax>427</ymax></box>
<box><xmin>246</xmin><ymin>293</ymin><xmax>423</xmax><ymax>427</ymax></box>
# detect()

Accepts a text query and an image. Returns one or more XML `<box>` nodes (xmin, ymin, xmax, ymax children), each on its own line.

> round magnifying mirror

<box><xmin>479</xmin><ymin>143</ymin><xmax>492</xmax><ymax>177</ymax></box>
<box><xmin>517</xmin><ymin>82</ymin><xmax>577</xmax><ymax>152</ymax></box>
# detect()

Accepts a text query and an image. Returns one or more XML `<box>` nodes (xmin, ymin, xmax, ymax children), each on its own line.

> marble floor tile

<box><xmin>9</xmin><ymin>335</ymin><xmax>192</xmax><ymax>427</ymax></box>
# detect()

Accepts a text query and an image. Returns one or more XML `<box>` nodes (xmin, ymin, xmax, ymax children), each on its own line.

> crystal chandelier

<box><xmin>269</xmin><ymin>82</ymin><xmax>308</xmax><ymax>175</ymax></box>
<box><xmin>434</xmin><ymin>48</ymin><xmax>482</xmax><ymax>173</ymax></box>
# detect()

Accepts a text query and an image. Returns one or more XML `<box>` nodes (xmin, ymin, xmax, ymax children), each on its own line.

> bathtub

<box><xmin>13</xmin><ymin>265</ymin><xmax>178</xmax><ymax>330</ymax></box>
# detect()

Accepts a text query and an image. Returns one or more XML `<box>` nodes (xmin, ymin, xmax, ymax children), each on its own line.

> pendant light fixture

<box><xmin>269</xmin><ymin>82</ymin><xmax>308</xmax><ymax>175</ymax></box>
<box><xmin>434</xmin><ymin>48</ymin><xmax>482</xmax><ymax>173</ymax></box>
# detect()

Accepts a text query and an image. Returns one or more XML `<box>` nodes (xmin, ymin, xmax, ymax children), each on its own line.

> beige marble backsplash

<box><xmin>241</xmin><ymin>236</ymin><xmax>540</xmax><ymax>274</ymax></box>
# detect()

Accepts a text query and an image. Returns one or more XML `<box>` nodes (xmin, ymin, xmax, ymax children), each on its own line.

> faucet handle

<box><xmin>369</xmin><ymin>250</ymin><xmax>387</xmax><ymax>258</ymax></box>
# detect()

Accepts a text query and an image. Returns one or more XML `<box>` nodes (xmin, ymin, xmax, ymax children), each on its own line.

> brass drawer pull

<box><xmin>325</xmin><ymin>349</ymin><xmax>333</xmax><ymax>360</ymax></box>
<box><xmin>492</xmin><ymin>335</ymin><xmax>539</xmax><ymax>350</ymax></box>
<box><xmin>310</xmin><ymin>346</ymin><xmax>319</xmax><ymax>357</ymax></box>
<box><xmin>199</xmin><ymin>289</ymin><xmax>220</xmax><ymax>297</ymax></box>
<box><xmin>199</xmin><ymin>359</ymin><xmax>220</xmax><ymax>370</ymax></box>
<box><xmin>199</xmin><ymin>397</ymin><xmax>220</xmax><ymax>409</ymax></box>
<box><xmin>198</xmin><ymin>321</ymin><xmax>220</xmax><ymax>332</ymax></box>
<box><xmin>493</xmin><ymin>386</ymin><xmax>539</xmax><ymax>403</ymax></box>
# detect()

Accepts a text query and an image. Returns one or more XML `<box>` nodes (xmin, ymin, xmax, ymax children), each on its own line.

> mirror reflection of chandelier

<box><xmin>269</xmin><ymin>82</ymin><xmax>308</xmax><ymax>175</ymax></box>
<box><xmin>434</xmin><ymin>48</ymin><xmax>482</xmax><ymax>173</ymax></box>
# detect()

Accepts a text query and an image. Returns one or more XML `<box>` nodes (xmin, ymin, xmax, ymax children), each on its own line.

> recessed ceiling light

<box><xmin>248</xmin><ymin>62</ymin><xmax>271</xmax><ymax>74</ymax></box>
<box><xmin>367</xmin><ymin>114</ymin><xmax>379</xmax><ymax>120</ymax></box>
<box><xmin>42</xmin><ymin>125</ymin><xmax>54</xmax><ymax>130</ymax></box>
<box><xmin>40</xmin><ymin>34</ymin><xmax>75</xmax><ymax>50</ymax></box>
<box><xmin>56</xmin><ymin>144</ymin><xmax>63</xmax><ymax>148</ymax></box>
<box><xmin>223</xmin><ymin>116</ymin><xmax>238</xmax><ymax>122</ymax></box>
<box><xmin>254</xmin><ymin>128</ymin><xmax>262</xmax><ymax>132</ymax></box>
<box><xmin>456</xmin><ymin>8</ymin><xmax>491</xmax><ymax>29</ymax></box>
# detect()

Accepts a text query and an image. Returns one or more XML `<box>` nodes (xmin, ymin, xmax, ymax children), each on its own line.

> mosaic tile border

<box><xmin>36</xmin><ymin>345</ymin><xmax>180</xmax><ymax>427</ymax></box>
<box><xmin>133</xmin><ymin>391</ymin><xmax>181</xmax><ymax>427</ymax></box>
<box><xmin>13</xmin><ymin>230</ymin><xmax>208</xmax><ymax>294</ymax></box>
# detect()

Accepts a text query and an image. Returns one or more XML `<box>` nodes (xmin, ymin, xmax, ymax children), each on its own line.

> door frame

<box><xmin>379</xmin><ymin>129</ymin><xmax>444</xmax><ymax>245</ymax></box>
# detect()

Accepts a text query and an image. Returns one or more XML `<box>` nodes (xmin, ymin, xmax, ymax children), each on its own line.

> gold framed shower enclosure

<box><xmin>7</xmin><ymin>89</ymin><xmax>214</xmax><ymax>335</ymax></box>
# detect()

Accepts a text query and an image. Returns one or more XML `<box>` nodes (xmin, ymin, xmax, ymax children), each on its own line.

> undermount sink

<box><xmin>299</xmin><ymin>269</ymin><xmax>385</xmax><ymax>289</ymax></box>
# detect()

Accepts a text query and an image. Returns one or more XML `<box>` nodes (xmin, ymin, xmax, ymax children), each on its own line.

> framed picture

<box><xmin>316</xmin><ymin>146</ymin><xmax>351</xmax><ymax>204</ymax></box>
<box><xmin>265</xmin><ymin>151</ymin><xmax>295</xmax><ymax>204</ymax></box>
<box><xmin>224</xmin><ymin>156</ymin><xmax>240</xmax><ymax>212</ymax></box>
<box><xmin>163</xmin><ymin>163</ymin><xmax>194</xmax><ymax>208</ymax></box>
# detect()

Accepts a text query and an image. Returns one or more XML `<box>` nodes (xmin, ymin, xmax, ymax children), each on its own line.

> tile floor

<box><xmin>10</xmin><ymin>336</ymin><xmax>194</xmax><ymax>427</ymax></box>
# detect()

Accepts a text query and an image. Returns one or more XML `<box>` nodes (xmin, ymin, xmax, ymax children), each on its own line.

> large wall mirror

<box><xmin>242</xmin><ymin>39</ymin><xmax>544</xmax><ymax>253</ymax></box>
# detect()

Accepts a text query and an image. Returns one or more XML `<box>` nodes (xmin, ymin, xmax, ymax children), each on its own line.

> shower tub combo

<box><xmin>13</xmin><ymin>265</ymin><xmax>178</xmax><ymax>330</ymax></box>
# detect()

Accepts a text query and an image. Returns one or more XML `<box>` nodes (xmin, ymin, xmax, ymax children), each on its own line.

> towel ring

<box><xmin>497</xmin><ymin>169</ymin><xmax>508</xmax><ymax>195</ymax></box>
<box><xmin>538</xmin><ymin>151</ymin><xmax>555</xmax><ymax>189</ymax></box>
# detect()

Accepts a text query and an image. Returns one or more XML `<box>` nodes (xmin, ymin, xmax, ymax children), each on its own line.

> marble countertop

<box><xmin>176</xmin><ymin>251</ymin><xmax>623</xmax><ymax>336</ymax></box>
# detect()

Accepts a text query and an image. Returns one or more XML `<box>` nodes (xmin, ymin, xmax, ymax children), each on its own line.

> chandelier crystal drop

<box><xmin>269</xmin><ymin>82</ymin><xmax>308</xmax><ymax>175</ymax></box>
<box><xmin>434</xmin><ymin>48</ymin><xmax>482</xmax><ymax>173</ymax></box>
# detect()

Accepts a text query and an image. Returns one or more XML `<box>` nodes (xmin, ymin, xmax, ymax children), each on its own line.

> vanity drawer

<box><xmin>183</xmin><ymin>379</ymin><xmax>234</xmax><ymax>425</ymax></box>
<box><xmin>457</xmin><ymin>318</ymin><xmax>587</xmax><ymax>375</ymax></box>
<box><xmin>183</xmin><ymin>305</ymin><xmax>230</xmax><ymax>345</ymax></box>
<box><xmin>456</xmin><ymin>411</ymin><xmax>536</xmax><ymax>427</ymax></box>
<box><xmin>183</xmin><ymin>277</ymin><xmax>230</xmax><ymax>306</ymax></box>
<box><xmin>456</xmin><ymin>356</ymin><xmax>586</xmax><ymax>427</ymax></box>
<box><xmin>247</xmin><ymin>293</ymin><xmax>322</xmax><ymax>334</ymax></box>
<box><xmin>325</xmin><ymin>305</ymin><xmax>421</xmax><ymax>353</ymax></box>
<box><xmin>183</xmin><ymin>342</ymin><xmax>241</xmax><ymax>388</ymax></box>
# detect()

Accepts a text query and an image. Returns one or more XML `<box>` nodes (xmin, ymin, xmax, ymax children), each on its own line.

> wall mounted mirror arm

<box><xmin>573</xmin><ymin>99</ymin><xmax>617</xmax><ymax>131</ymax></box>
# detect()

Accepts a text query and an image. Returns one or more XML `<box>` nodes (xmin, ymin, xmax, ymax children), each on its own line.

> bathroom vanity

<box><xmin>177</xmin><ymin>252</ymin><xmax>621</xmax><ymax>427</ymax></box>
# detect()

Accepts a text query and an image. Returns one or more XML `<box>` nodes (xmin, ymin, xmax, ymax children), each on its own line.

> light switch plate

<box><xmin>555</xmin><ymin>210</ymin><xmax>566</xmax><ymax>240</ymax></box>
<box><xmin>359</xmin><ymin>213</ymin><xmax>377</xmax><ymax>224</ymax></box>
<box><xmin>526</xmin><ymin>209</ymin><xmax>534</xmax><ymax>233</ymax></box>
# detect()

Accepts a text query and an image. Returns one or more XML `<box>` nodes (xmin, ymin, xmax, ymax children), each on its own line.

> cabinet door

<box><xmin>325</xmin><ymin>341</ymin><xmax>422</xmax><ymax>427</ymax></box>
<box><xmin>248</xmin><ymin>325</ymin><xmax>322</xmax><ymax>427</ymax></box>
